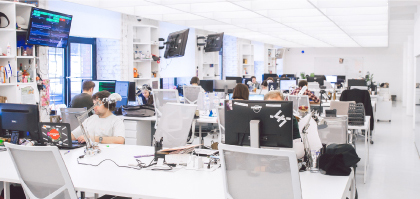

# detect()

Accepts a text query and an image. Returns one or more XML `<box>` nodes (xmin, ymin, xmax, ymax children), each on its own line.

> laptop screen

<box><xmin>39</xmin><ymin>123</ymin><xmax>71</xmax><ymax>147</ymax></box>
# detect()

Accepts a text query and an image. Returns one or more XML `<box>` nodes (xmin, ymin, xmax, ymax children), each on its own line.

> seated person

<box><xmin>280</xmin><ymin>74</ymin><xmax>291</xmax><ymax>80</ymax></box>
<box><xmin>190</xmin><ymin>76</ymin><xmax>205</xmax><ymax>92</ymax></box>
<box><xmin>138</xmin><ymin>84</ymin><xmax>154</xmax><ymax>105</ymax></box>
<box><xmin>249</xmin><ymin>76</ymin><xmax>261</xmax><ymax>89</ymax></box>
<box><xmin>290</xmin><ymin>80</ymin><xmax>320</xmax><ymax>103</ymax></box>
<box><xmin>264</xmin><ymin>90</ymin><xmax>304</xmax><ymax>158</ymax></box>
<box><xmin>70</xmin><ymin>80</ymin><xmax>95</xmax><ymax>110</ymax></box>
<box><xmin>71</xmin><ymin>91</ymin><xmax>125</xmax><ymax>144</ymax></box>
<box><xmin>232</xmin><ymin>83</ymin><xmax>249</xmax><ymax>100</ymax></box>
<box><xmin>261</xmin><ymin>80</ymin><xmax>268</xmax><ymax>90</ymax></box>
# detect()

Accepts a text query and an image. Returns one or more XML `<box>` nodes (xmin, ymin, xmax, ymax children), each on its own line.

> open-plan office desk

<box><xmin>0</xmin><ymin>145</ymin><xmax>355</xmax><ymax>199</ymax></box>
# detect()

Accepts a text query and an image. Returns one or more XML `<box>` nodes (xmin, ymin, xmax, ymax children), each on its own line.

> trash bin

<box><xmin>391</xmin><ymin>95</ymin><xmax>396</xmax><ymax>101</ymax></box>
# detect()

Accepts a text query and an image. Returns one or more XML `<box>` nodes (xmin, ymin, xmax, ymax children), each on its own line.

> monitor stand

<box><xmin>224</xmin><ymin>85</ymin><xmax>228</xmax><ymax>96</ymax></box>
<box><xmin>250</xmin><ymin>120</ymin><xmax>260</xmax><ymax>148</ymax></box>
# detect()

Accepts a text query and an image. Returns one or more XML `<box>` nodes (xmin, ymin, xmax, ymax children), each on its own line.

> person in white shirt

<box><xmin>71</xmin><ymin>91</ymin><xmax>125</xmax><ymax>144</ymax></box>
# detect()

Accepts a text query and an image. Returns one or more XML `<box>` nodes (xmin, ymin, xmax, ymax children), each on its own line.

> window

<box><xmin>47</xmin><ymin>36</ymin><xmax>96</xmax><ymax>106</ymax></box>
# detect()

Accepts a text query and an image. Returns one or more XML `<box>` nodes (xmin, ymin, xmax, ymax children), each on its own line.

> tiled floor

<box><xmin>355</xmin><ymin>102</ymin><xmax>420</xmax><ymax>198</ymax></box>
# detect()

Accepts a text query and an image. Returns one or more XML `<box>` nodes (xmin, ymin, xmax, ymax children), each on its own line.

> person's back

<box><xmin>70</xmin><ymin>81</ymin><xmax>95</xmax><ymax>109</ymax></box>
<box><xmin>290</xmin><ymin>80</ymin><xmax>319</xmax><ymax>103</ymax></box>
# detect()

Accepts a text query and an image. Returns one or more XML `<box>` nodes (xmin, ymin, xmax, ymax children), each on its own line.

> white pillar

<box><xmin>403</xmin><ymin>41</ymin><xmax>408</xmax><ymax>107</ymax></box>
<box><xmin>407</xmin><ymin>36</ymin><xmax>414</xmax><ymax>116</ymax></box>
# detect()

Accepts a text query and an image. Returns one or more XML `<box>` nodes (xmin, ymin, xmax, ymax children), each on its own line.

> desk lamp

<box><xmin>76</xmin><ymin>93</ymin><xmax>122</xmax><ymax>156</ymax></box>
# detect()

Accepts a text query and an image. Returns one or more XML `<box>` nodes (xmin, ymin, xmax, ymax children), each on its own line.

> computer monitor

<box><xmin>326</xmin><ymin>75</ymin><xmax>337</xmax><ymax>83</ymax></box>
<box><xmin>314</xmin><ymin>75</ymin><xmax>325</xmax><ymax>86</ymax></box>
<box><xmin>226</xmin><ymin>76</ymin><xmax>242</xmax><ymax>84</ymax></box>
<box><xmin>204</xmin><ymin>32</ymin><xmax>224</xmax><ymax>52</ymax></box>
<box><xmin>284</xmin><ymin>74</ymin><xmax>295</xmax><ymax>78</ymax></box>
<box><xmin>262</xmin><ymin>73</ymin><xmax>278</xmax><ymax>81</ymax></box>
<box><xmin>337</xmin><ymin>75</ymin><xmax>346</xmax><ymax>84</ymax></box>
<box><xmin>268</xmin><ymin>82</ymin><xmax>278</xmax><ymax>91</ymax></box>
<box><xmin>348</xmin><ymin>79</ymin><xmax>367</xmax><ymax>88</ymax></box>
<box><xmin>0</xmin><ymin>103</ymin><xmax>40</xmax><ymax>142</ymax></box>
<box><xmin>128</xmin><ymin>82</ymin><xmax>136</xmax><ymax>101</ymax></box>
<box><xmin>164</xmin><ymin>28</ymin><xmax>189</xmax><ymax>59</ymax></box>
<box><xmin>82</xmin><ymin>80</ymin><xmax>116</xmax><ymax>94</ymax></box>
<box><xmin>307</xmin><ymin>77</ymin><xmax>315</xmax><ymax>82</ymax></box>
<box><xmin>115</xmin><ymin>81</ymin><xmax>129</xmax><ymax>107</ymax></box>
<box><xmin>280</xmin><ymin>80</ymin><xmax>296</xmax><ymax>90</ymax></box>
<box><xmin>242</xmin><ymin>78</ymin><xmax>252</xmax><ymax>87</ymax></box>
<box><xmin>200</xmin><ymin>80</ymin><xmax>214</xmax><ymax>93</ymax></box>
<box><xmin>214</xmin><ymin>80</ymin><xmax>237</xmax><ymax>93</ymax></box>
<box><xmin>224</xmin><ymin>100</ymin><xmax>294</xmax><ymax>148</ymax></box>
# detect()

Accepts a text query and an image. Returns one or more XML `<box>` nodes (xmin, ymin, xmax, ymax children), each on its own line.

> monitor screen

<box><xmin>128</xmin><ymin>82</ymin><xmax>137</xmax><ymax>101</ymax></box>
<box><xmin>26</xmin><ymin>7</ymin><xmax>72</xmax><ymax>48</ymax></box>
<box><xmin>262</xmin><ymin>73</ymin><xmax>278</xmax><ymax>80</ymax></box>
<box><xmin>249</xmin><ymin>94</ymin><xmax>265</xmax><ymax>101</ymax></box>
<box><xmin>280</xmin><ymin>80</ymin><xmax>296</xmax><ymax>90</ymax></box>
<box><xmin>0</xmin><ymin>103</ymin><xmax>40</xmax><ymax>141</ymax></box>
<box><xmin>226</xmin><ymin>76</ymin><xmax>242</xmax><ymax>84</ymax></box>
<box><xmin>326</xmin><ymin>75</ymin><xmax>337</xmax><ymax>83</ymax></box>
<box><xmin>204</xmin><ymin>32</ymin><xmax>224</xmax><ymax>52</ymax></box>
<box><xmin>164</xmin><ymin>28</ymin><xmax>189</xmax><ymax>59</ymax></box>
<box><xmin>93</xmin><ymin>80</ymin><xmax>116</xmax><ymax>94</ymax></box>
<box><xmin>224</xmin><ymin>100</ymin><xmax>293</xmax><ymax>148</ymax></box>
<box><xmin>115</xmin><ymin>81</ymin><xmax>129</xmax><ymax>107</ymax></box>
<box><xmin>200</xmin><ymin>80</ymin><xmax>214</xmax><ymax>93</ymax></box>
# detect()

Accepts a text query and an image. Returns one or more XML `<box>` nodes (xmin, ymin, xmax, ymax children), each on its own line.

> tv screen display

<box><xmin>26</xmin><ymin>7</ymin><xmax>72</xmax><ymax>48</ymax></box>
<box><xmin>164</xmin><ymin>28</ymin><xmax>189</xmax><ymax>59</ymax></box>
<box><xmin>204</xmin><ymin>32</ymin><xmax>224</xmax><ymax>52</ymax></box>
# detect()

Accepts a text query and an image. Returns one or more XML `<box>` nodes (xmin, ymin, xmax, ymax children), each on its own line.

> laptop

<box><xmin>39</xmin><ymin>122</ymin><xmax>85</xmax><ymax>149</ymax></box>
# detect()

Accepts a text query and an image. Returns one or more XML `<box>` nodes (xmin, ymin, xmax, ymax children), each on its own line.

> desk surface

<box><xmin>0</xmin><ymin>145</ymin><xmax>352</xmax><ymax>199</ymax></box>
<box><xmin>118</xmin><ymin>115</ymin><xmax>156</xmax><ymax>121</ymax></box>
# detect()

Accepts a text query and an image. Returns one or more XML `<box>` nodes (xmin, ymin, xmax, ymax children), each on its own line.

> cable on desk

<box><xmin>77</xmin><ymin>158</ymin><xmax>154</xmax><ymax>170</ymax></box>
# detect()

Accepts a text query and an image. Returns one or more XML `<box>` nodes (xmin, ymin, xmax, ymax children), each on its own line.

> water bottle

<box><xmin>310</xmin><ymin>150</ymin><xmax>320</xmax><ymax>173</ymax></box>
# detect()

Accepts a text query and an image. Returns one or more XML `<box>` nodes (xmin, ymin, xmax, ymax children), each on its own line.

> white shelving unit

<box><xmin>196</xmin><ymin>32</ymin><xmax>221</xmax><ymax>80</ymax></box>
<box><xmin>0</xmin><ymin>1</ymin><xmax>38</xmax><ymax>104</ymax></box>
<box><xmin>239</xmin><ymin>43</ymin><xmax>254</xmax><ymax>78</ymax></box>
<box><xmin>128</xmin><ymin>24</ymin><xmax>160</xmax><ymax>88</ymax></box>
<box><xmin>266</xmin><ymin>48</ymin><xmax>277</xmax><ymax>74</ymax></box>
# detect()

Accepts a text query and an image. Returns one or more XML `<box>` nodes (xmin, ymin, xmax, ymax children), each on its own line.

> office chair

<box><xmin>61</xmin><ymin>108</ymin><xmax>88</xmax><ymax>131</ymax></box>
<box><xmin>318</xmin><ymin>116</ymin><xmax>349</xmax><ymax>145</ymax></box>
<box><xmin>5</xmin><ymin>143</ymin><xmax>78</xmax><ymax>199</ymax></box>
<box><xmin>183</xmin><ymin>86</ymin><xmax>202</xmax><ymax>104</ymax></box>
<box><xmin>219</xmin><ymin>144</ymin><xmax>302</xmax><ymax>199</ymax></box>
<box><xmin>307</xmin><ymin>82</ymin><xmax>319</xmax><ymax>90</ymax></box>
<box><xmin>330</xmin><ymin>101</ymin><xmax>356</xmax><ymax>116</ymax></box>
<box><xmin>350</xmin><ymin>86</ymin><xmax>368</xmax><ymax>90</ymax></box>
<box><xmin>154</xmin><ymin>103</ymin><xmax>197</xmax><ymax>148</ymax></box>
<box><xmin>152</xmin><ymin>89</ymin><xmax>180</xmax><ymax>127</ymax></box>
<box><xmin>216</xmin><ymin>107</ymin><xmax>225</xmax><ymax>144</ymax></box>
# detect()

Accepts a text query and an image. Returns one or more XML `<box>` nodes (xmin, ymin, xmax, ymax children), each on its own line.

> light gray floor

<box><xmin>355</xmin><ymin>102</ymin><xmax>420</xmax><ymax>198</ymax></box>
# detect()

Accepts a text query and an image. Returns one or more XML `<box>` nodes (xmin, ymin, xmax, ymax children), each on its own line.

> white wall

<box><xmin>46</xmin><ymin>0</ymin><xmax>121</xmax><ymax>39</ymax></box>
<box><xmin>158</xmin><ymin>22</ymin><xmax>196</xmax><ymax>78</ymax></box>
<box><xmin>283</xmin><ymin>46</ymin><xmax>404</xmax><ymax>98</ymax></box>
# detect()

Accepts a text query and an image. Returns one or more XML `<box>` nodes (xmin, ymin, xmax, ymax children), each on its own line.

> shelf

<box><xmin>17</xmin><ymin>82</ymin><xmax>36</xmax><ymax>85</ymax></box>
<box><xmin>203</xmin><ymin>63</ymin><xmax>218</xmax><ymax>65</ymax></box>
<box><xmin>243</xmin><ymin>64</ymin><xmax>254</xmax><ymax>66</ymax></box>
<box><xmin>17</xmin><ymin>56</ymin><xmax>35</xmax><ymax>59</ymax></box>
<box><xmin>0</xmin><ymin>56</ymin><xmax>15</xmax><ymax>59</ymax></box>
<box><xmin>16</xmin><ymin>29</ymin><xmax>27</xmax><ymax>32</ymax></box>
<box><xmin>133</xmin><ymin>25</ymin><xmax>158</xmax><ymax>29</ymax></box>
<box><xmin>134</xmin><ymin>59</ymin><xmax>153</xmax><ymax>62</ymax></box>
<box><xmin>133</xmin><ymin>43</ymin><xmax>150</xmax><ymax>45</ymax></box>
<box><xmin>0</xmin><ymin>83</ymin><xmax>16</xmax><ymax>86</ymax></box>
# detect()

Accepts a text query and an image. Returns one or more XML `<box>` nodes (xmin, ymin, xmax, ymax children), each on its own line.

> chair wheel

<box><xmin>389</xmin><ymin>120</ymin><xmax>391</xmax><ymax>122</ymax></box>
<box><xmin>370</xmin><ymin>140</ymin><xmax>374</xmax><ymax>144</ymax></box>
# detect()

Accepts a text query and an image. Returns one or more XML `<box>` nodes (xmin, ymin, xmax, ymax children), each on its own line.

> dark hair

<box><xmin>190</xmin><ymin>77</ymin><xmax>200</xmax><ymax>85</ymax></box>
<box><xmin>262</xmin><ymin>80</ymin><xmax>268</xmax><ymax>87</ymax></box>
<box><xmin>281</xmin><ymin>74</ymin><xmax>287</xmax><ymax>78</ymax></box>
<box><xmin>251</xmin><ymin>76</ymin><xmax>256</xmax><ymax>80</ymax></box>
<box><xmin>267</xmin><ymin>77</ymin><xmax>274</xmax><ymax>81</ymax></box>
<box><xmin>92</xmin><ymin>91</ymin><xmax>116</xmax><ymax>111</ymax></box>
<box><xmin>299</xmin><ymin>80</ymin><xmax>308</xmax><ymax>88</ymax></box>
<box><xmin>82</xmin><ymin>80</ymin><xmax>95</xmax><ymax>91</ymax></box>
<box><xmin>232</xmin><ymin>83</ymin><xmax>249</xmax><ymax>100</ymax></box>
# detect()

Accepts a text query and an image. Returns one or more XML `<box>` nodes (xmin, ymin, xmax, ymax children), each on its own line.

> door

<box><xmin>65</xmin><ymin>36</ymin><xmax>97</xmax><ymax>105</ymax></box>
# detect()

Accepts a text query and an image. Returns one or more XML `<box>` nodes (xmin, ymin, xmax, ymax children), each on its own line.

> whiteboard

<box><xmin>314</xmin><ymin>57</ymin><xmax>364</xmax><ymax>79</ymax></box>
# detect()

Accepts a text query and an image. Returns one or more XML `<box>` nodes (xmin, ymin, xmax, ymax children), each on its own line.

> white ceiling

<box><xmin>62</xmin><ymin>0</ymin><xmax>390</xmax><ymax>48</ymax></box>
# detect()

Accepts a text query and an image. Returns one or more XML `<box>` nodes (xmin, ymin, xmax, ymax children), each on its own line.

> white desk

<box><xmin>0</xmin><ymin>145</ymin><xmax>354</xmax><ymax>199</ymax></box>
<box><xmin>348</xmin><ymin>116</ymin><xmax>371</xmax><ymax>184</ymax></box>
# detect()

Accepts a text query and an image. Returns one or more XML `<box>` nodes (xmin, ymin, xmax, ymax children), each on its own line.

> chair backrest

<box><xmin>287</xmin><ymin>95</ymin><xmax>311</xmax><ymax>114</ymax></box>
<box><xmin>318</xmin><ymin>116</ymin><xmax>348</xmax><ymax>145</ymax></box>
<box><xmin>219</xmin><ymin>144</ymin><xmax>302</xmax><ymax>199</ymax></box>
<box><xmin>183</xmin><ymin>86</ymin><xmax>202</xmax><ymax>104</ymax></box>
<box><xmin>5</xmin><ymin>143</ymin><xmax>77</xmax><ymax>199</ymax></box>
<box><xmin>307</xmin><ymin>82</ymin><xmax>319</xmax><ymax>90</ymax></box>
<box><xmin>60</xmin><ymin>108</ymin><xmax>88</xmax><ymax>131</ymax></box>
<box><xmin>154</xmin><ymin>103</ymin><xmax>197</xmax><ymax>148</ymax></box>
<box><xmin>153</xmin><ymin>89</ymin><xmax>180</xmax><ymax>126</ymax></box>
<box><xmin>350</xmin><ymin>86</ymin><xmax>368</xmax><ymax>90</ymax></box>
<box><xmin>217</xmin><ymin>107</ymin><xmax>225</xmax><ymax>144</ymax></box>
<box><xmin>330</xmin><ymin>101</ymin><xmax>356</xmax><ymax>115</ymax></box>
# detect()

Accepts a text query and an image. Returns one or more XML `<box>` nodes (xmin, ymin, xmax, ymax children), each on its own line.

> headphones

<box><xmin>142</xmin><ymin>84</ymin><xmax>152</xmax><ymax>92</ymax></box>
<box><xmin>0</xmin><ymin>12</ymin><xmax>10</xmax><ymax>28</ymax></box>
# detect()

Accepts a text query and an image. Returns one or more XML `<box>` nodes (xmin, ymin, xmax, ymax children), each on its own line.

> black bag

<box><xmin>122</xmin><ymin>104</ymin><xmax>155</xmax><ymax>117</ymax></box>
<box><xmin>318</xmin><ymin>144</ymin><xmax>360</xmax><ymax>176</ymax></box>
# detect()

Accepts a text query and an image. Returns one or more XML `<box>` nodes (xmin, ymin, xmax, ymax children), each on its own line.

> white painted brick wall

<box><xmin>96</xmin><ymin>38</ymin><xmax>125</xmax><ymax>80</ymax></box>
<box><xmin>223</xmin><ymin>35</ymin><xmax>238</xmax><ymax>78</ymax></box>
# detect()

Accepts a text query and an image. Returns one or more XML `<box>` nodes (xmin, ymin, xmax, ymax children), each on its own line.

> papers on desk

<box><xmin>159</xmin><ymin>144</ymin><xmax>201</xmax><ymax>154</ymax></box>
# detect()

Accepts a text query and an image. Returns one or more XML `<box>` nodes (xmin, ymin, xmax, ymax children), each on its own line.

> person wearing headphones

<box><xmin>290</xmin><ymin>80</ymin><xmax>319</xmax><ymax>103</ymax></box>
<box><xmin>139</xmin><ymin>84</ymin><xmax>154</xmax><ymax>105</ymax></box>
<box><xmin>71</xmin><ymin>91</ymin><xmax>125</xmax><ymax>144</ymax></box>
